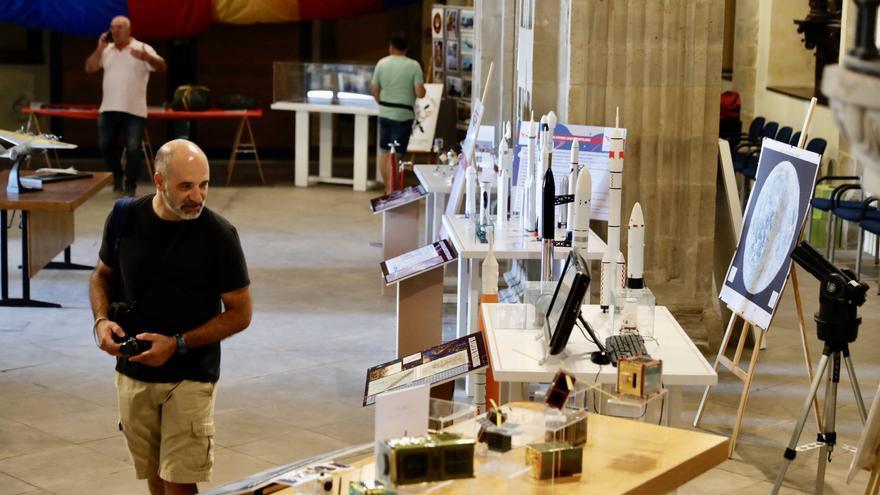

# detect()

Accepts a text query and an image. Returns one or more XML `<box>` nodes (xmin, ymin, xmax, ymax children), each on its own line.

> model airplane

<box><xmin>0</xmin><ymin>129</ymin><xmax>77</xmax><ymax>193</ymax></box>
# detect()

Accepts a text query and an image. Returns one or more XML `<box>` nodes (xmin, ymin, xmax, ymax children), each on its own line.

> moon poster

<box><xmin>719</xmin><ymin>138</ymin><xmax>820</xmax><ymax>330</ymax></box>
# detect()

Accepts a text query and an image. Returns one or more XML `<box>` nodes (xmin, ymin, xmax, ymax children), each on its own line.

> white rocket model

<box><xmin>536</xmin><ymin>116</ymin><xmax>553</xmax><ymax>239</ymax></box>
<box><xmin>535</xmin><ymin>115</ymin><xmax>549</xmax><ymax>235</ymax></box>
<box><xmin>465</xmin><ymin>164</ymin><xmax>477</xmax><ymax>219</ymax></box>
<box><xmin>572</xmin><ymin>163</ymin><xmax>591</xmax><ymax>256</ymax></box>
<box><xmin>496</xmin><ymin>126</ymin><xmax>511</xmax><ymax>230</ymax></box>
<box><xmin>482</xmin><ymin>228</ymin><xmax>499</xmax><ymax>295</ymax></box>
<box><xmin>564</xmin><ymin>138</ymin><xmax>581</xmax><ymax>240</ymax></box>
<box><xmin>626</xmin><ymin>202</ymin><xmax>645</xmax><ymax>289</ymax></box>
<box><xmin>600</xmin><ymin>108</ymin><xmax>626</xmax><ymax>312</ymax></box>
<box><xmin>522</xmin><ymin>116</ymin><xmax>537</xmax><ymax>233</ymax></box>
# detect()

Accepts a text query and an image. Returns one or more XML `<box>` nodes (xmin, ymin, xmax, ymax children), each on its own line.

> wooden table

<box><xmin>0</xmin><ymin>171</ymin><xmax>112</xmax><ymax>307</ymax></box>
<box><xmin>203</xmin><ymin>402</ymin><xmax>728</xmax><ymax>495</ymax></box>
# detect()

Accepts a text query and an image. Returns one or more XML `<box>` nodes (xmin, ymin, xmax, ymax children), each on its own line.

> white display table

<box><xmin>271</xmin><ymin>98</ymin><xmax>380</xmax><ymax>191</ymax></box>
<box><xmin>480</xmin><ymin>303</ymin><xmax>717</xmax><ymax>427</ymax></box>
<box><xmin>412</xmin><ymin>164</ymin><xmax>454</xmax><ymax>244</ymax></box>
<box><xmin>442</xmin><ymin>213</ymin><xmax>607</xmax><ymax>344</ymax></box>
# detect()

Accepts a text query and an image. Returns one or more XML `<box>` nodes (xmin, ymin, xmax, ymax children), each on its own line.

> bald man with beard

<box><xmin>90</xmin><ymin>139</ymin><xmax>252</xmax><ymax>495</ymax></box>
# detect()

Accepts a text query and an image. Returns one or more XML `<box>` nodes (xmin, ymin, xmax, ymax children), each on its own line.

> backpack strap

<box><xmin>107</xmin><ymin>197</ymin><xmax>134</xmax><ymax>270</ymax></box>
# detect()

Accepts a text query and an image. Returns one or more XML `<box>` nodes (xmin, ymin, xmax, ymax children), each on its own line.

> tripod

<box><xmin>772</xmin><ymin>241</ymin><xmax>869</xmax><ymax>494</ymax></box>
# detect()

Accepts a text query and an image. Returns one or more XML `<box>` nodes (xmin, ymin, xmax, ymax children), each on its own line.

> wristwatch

<box><xmin>174</xmin><ymin>333</ymin><xmax>188</xmax><ymax>356</ymax></box>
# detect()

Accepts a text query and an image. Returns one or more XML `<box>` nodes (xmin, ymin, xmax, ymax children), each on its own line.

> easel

<box><xmin>694</xmin><ymin>98</ymin><xmax>824</xmax><ymax>458</ymax></box>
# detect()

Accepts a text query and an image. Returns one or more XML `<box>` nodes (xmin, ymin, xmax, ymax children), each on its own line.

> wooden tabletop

<box><xmin>0</xmin><ymin>171</ymin><xmax>112</xmax><ymax>212</ymax></box>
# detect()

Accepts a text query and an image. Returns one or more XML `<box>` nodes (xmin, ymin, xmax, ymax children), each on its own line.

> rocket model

<box><xmin>535</xmin><ymin>115</ymin><xmax>550</xmax><ymax>235</ymax></box>
<box><xmin>465</xmin><ymin>164</ymin><xmax>477</xmax><ymax>219</ymax></box>
<box><xmin>626</xmin><ymin>202</ymin><xmax>645</xmax><ymax>289</ymax></box>
<box><xmin>522</xmin><ymin>117</ymin><xmax>537</xmax><ymax>234</ymax></box>
<box><xmin>540</xmin><ymin>167</ymin><xmax>555</xmax><ymax>281</ymax></box>
<box><xmin>564</xmin><ymin>138</ymin><xmax>581</xmax><ymax>240</ymax></box>
<box><xmin>572</xmin><ymin>164</ymin><xmax>592</xmax><ymax>256</ymax></box>
<box><xmin>600</xmin><ymin>109</ymin><xmax>626</xmax><ymax>312</ymax></box>
<box><xmin>497</xmin><ymin>169</ymin><xmax>509</xmax><ymax>231</ymax></box>
<box><xmin>479</xmin><ymin>181</ymin><xmax>489</xmax><ymax>227</ymax></box>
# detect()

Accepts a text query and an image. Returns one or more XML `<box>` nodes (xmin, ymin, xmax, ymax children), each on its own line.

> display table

<box><xmin>22</xmin><ymin>105</ymin><xmax>265</xmax><ymax>185</ymax></box>
<box><xmin>0</xmin><ymin>171</ymin><xmax>112</xmax><ymax>307</ymax></box>
<box><xmin>480</xmin><ymin>303</ymin><xmax>718</xmax><ymax>427</ymax></box>
<box><xmin>412</xmin><ymin>164</ymin><xmax>454</xmax><ymax>244</ymax></box>
<box><xmin>442</xmin><ymin>213</ymin><xmax>607</xmax><ymax>341</ymax></box>
<box><xmin>270</xmin><ymin>98</ymin><xmax>380</xmax><ymax>191</ymax></box>
<box><xmin>202</xmin><ymin>401</ymin><xmax>728</xmax><ymax>495</ymax></box>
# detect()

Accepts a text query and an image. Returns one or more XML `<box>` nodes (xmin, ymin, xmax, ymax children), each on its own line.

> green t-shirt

<box><xmin>372</xmin><ymin>55</ymin><xmax>424</xmax><ymax>122</ymax></box>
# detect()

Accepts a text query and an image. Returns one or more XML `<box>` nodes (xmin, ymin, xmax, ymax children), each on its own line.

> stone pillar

<box><xmin>567</xmin><ymin>0</ymin><xmax>725</xmax><ymax>338</ymax></box>
<box><xmin>732</xmin><ymin>0</ymin><xmax>761</xmax><ymax>125</ymax></box>
<box><xmin>474</xmin><ymin>0</ymin><xmax>516</xmax><ymax>141</ymax></box>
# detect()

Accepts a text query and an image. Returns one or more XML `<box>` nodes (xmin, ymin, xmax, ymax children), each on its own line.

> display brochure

<box><xmin>407</xmin><ymin>83</ymin><xmax>444</xmax><ymax>152</ymax></box>
<box><xmin>719</xmin><ymin>138</ymin><xmax>820</xmax><ymax>330</ymax></box>
<box><xmin>363</xmin><ymin>332</ymin><xmax>489</xmax><ymax>406</ymax></box>
<box><xmin>511</xmin><ymin>122</ymin><xmax>625</xmax><ymax>222</ymax></box>
<box><xmin>380</xmin><ymin>239</ymin><xmax>458</xmax><ymax>285</ymax></box>
<box><xmin>369</xmin><ymin>185</ymin><xmax>428</xmax><ymax>214</ymax></box>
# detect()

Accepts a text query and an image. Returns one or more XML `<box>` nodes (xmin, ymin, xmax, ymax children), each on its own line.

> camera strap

<box><xmin>108</xmin><ymin>197</ymin><xmax>135</xmax><ymax>271</ymax></box>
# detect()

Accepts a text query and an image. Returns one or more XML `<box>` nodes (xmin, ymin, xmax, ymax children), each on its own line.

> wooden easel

<box><xmin>694</xmin><ymin>99</ymin><xmax>824</xmax><ymax>458</ymax></box>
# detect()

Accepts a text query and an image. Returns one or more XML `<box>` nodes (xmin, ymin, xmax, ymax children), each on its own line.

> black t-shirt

<box><xmin>99</xmin><ymin>195</ymin><xmax>250</xmax><ymax>383</ymax></box>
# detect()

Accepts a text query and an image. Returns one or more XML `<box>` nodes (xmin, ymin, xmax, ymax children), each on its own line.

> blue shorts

<box><xmin>378</xmin><ymin>117</ymin><xmax>413</xmax><ymax>154</ymax></box>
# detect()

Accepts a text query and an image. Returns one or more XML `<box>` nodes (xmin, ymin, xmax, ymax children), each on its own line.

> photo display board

<box><xmin>511</xmin><ymin>122</ymin><xmax>625</xmax><ymax>222</ymax></box>
<box><xmin>719</xmin><ymin>138</ymin><xmax>820</xmax><ymax>330</ymax></box>
<box><xmin>379</xmin><ymin>239</ymin><xmax>458</xmax><ymax>285</ymax></box>
<box><xmin>363</xmin><ymin>332</ymin><xmax>489</xmax><ymax>406</ymax></box>
<box><xmin>369</xmin><ymin>185</ymin><xmax>428</xmax><ymax>214</ymax></box>
<box><xmin>407</xmin><ymin>83</ymin><xmax>444</xmax><ymax>152</ymax></box>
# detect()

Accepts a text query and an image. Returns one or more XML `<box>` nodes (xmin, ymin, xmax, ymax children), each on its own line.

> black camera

<box><xmin>103</xmin><ymin>31</ymin><xmax>113</xmax><ymax>43</ymax></box>
<box><xmin>108</xmin><ymin>302</ymin><xmax>151</xmax><ymax>356</ymax></box>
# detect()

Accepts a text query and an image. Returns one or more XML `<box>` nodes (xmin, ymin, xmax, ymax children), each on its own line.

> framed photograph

<box><xmin>460</xmin><ymin>9</ymin><xmax>474</xmax><ymax>33</ymax></box>
<box><xmin>462</xmin><ymin>78</ymin><xmax>472</xmax><ymax>99</ymax></box>
<box><xmin>432</xmin><ymin>69</ymin><xmax>444</xmax><ymax>84</ymax></box>
<box><xmin>432</xmin><ymin>40</ymin><xmax>444</xmax><ymax>69</ymax></box>
<box><xmin>457</xmin><ymin>99</ymin><xmax>471</xmax><ymax>121</ymax></box>
<box><xmin>461</xmin><ymin>54</ymin><xmax>473</xmax><ymax>75</ymax></box>
<box><xmin>719</xmin><ymin>139</ymin><xmax>821</xmax><ymax>330</ymax></box>
<box><xmin>431</xmin><ymin>7</ymin><xmax>444</xmax><ymax>39</ymax></box>
<box><xmin>445</xmin><ymin>8</ymin><xmax>458</xmax><ymax>40</ymax></box>
<box><xmin>446</xmin><ymin>76</ymin><xmax>463</xmax><ymax>98</ymax></box>
<box><xmin>446</xmin><ymin>40</ymin><xmax>459</xmax><ymax>72</ymax></box>
<box><xmin>460</xmin><ymin>35</ymin><xmax>474</xmax><ymax>55</ymax></box>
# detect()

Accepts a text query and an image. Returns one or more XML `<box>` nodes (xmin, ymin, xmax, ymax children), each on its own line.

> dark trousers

<box><xmin>98</xmin><ymin>111</ymin><xmax>146</xmax><ymax>191</ymax></box>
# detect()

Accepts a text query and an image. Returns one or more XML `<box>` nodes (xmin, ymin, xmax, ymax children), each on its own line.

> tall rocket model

<box><xmin>540</xmin><ymin>167</ymin><xmax>555</xmax><ymax>281</ymax></box>
<box><xmin>536</xmin><ymin>115</ymin><xmax>552</xmax><ymax>239</ymax></box>
<box><xmin>600</xmin><ymin>108</ymin><xmax>626</xmax><ymax>312</ymax></box>
<box><xmin>564</xmin><ymin>138</ymin><xmax>581</xmax><ymax>240</ymax></box>
<box><xmin>572</xmin><ymin>163</ymin><xmax>591</xmax><ymax>256</ymax></box>
<box><xmin>522</xmin><ymin>116</ymin><xmax>537</xmax><ymax>234</ymax></box>
<box><xmin>465</xmin><ymin>163</ymin><xmax>477</xmax><ymax>219</ymax></box>
<box><xmin>626</xmin><ymin>202</ymin><xmax>645</xmax><ymax>289</ymax></box>
<box><xmin>496</xmin><ymin>123</ymin><xmax>512</xmax><ymax>230</ymax></box>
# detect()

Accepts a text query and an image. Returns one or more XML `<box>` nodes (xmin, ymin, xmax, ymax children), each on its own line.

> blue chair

<box><xmin>828</xmin><ymin>183</ymin><xmax>865</xmax><ymax>263</ymax></box>
<box><xmin>855</xmin><ymin>197</ymin><xmax>880</xmax><ymax>279</ymax></box>
<box><xmin>790</xmin><ymin>131</ymin><xmax>802</xmax><ymax>146</ymax></box>
<box><xmin>774</xmin><ymin>126</ymin><xmax>793</xmax><ymax>146</ymax></box>
<box><xmin>806</xmin><ymin>137</ymin><xmax>827</xmax><ymax>156</ymax></box>
<box><xmin>733</xmin><ymin>118</ymin><xmax>771</xmax><ymax>172</ymax></box>
<box><xmin>741</xmin><ymin>126</ymin><xmax>793</xmax><ymax>182</ymax></box>
<box><xmin>738</xmin><ymin>122</ymin><xmax>781</xmax><ymax>205</ymax></box>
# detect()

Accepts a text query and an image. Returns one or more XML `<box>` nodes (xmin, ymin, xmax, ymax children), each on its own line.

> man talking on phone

<box><xmin>85</xmin><ymin>15</ymin><xmax>166</xmax><ymax>197</ymax></box>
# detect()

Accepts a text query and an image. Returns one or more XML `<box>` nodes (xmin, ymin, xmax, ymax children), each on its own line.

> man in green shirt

<box><xmin>371</xmin><ymin>32</ymin><xmax>426</xmax><ymax>193</ymax></box>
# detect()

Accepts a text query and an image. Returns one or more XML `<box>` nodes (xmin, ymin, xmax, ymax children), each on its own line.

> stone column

<box><xmin>474</xmin><ymin>0</ymin><xmax>517</xmax><ymax>141</ymax></box>
<box><xmin>567</xmin><ymin>0</ymin><xmax>725</xmax><ymax>340</ymax></box>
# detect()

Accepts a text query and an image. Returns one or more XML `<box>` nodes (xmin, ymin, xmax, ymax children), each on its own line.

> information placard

<box><xmin>379</xmin><ymin>239</ymin><xmax>458</xmax><ymax>285</ymax></box>
<box><xmin>363</xmin><ymin>332</ymin><xmax>489</xmax><ymax>406</ymax></box>
<box><xmin>370</xmin><ymin>185</ymin><xmax>428</xmax><ymax>214</ymax></box>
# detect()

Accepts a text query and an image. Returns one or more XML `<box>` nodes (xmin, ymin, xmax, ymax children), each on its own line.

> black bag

<box><xmin>216</xmin><ymin>94</ymin><xmax>260</xmax><ymax>110</ymax></box>
<box><xmin>172</xmin><ymin>85</ymin><xmax>211</xmax><ymax>111</ymax></box>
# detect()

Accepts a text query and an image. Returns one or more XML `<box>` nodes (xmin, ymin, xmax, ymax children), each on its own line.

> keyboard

<box><xmin>605</xmin><ymin>333</ymin><xmax>649</xmax><ymax>366</ymax></box>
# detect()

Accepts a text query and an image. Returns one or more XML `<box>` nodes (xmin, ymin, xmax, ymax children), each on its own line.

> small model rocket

<box><xmin>535</xmin><ymin>115</ymin><xmax>549</xmax><ymax>235</ymax></box>
<box><xmin>523</xmin><ymin>116</ymin><xmax>537</xmax><ymax>234</ymax></box>
<box><xmin>497</xmin><ymin>124</ymin><xmax>511</xmax><ymax>230</ymax></box>
<box><xmin>540</xmin><ymin>167</ymin><xmax>555</xmax><ymax>281</ymax></box>
<box><xmin>626</xmin><ymin>202</ymin><xmax>645</xmax><ymax>289</ymax></box>
<box><xmin>465</xmin><ymin>164</ymin><xmax>477</xmax><ymax>219</ymax></box>
<box><xmin>572</xmin><ymin>164</ymin><xmax>591</xmax><ymax>255</ymax></box>
<box><xmin>482</xmin><ymin>228</ymin><xmax>499</xmax><ymax>295</ymax></box>
<box><xmin>564</xmin><ymin>138</ymin><xmax>581</xmax><ymax>239</ymax></box>
<box><xmin>600</xmin><ymin>108</ymin><xmax>626</xmax><ymax>312</ymax></box>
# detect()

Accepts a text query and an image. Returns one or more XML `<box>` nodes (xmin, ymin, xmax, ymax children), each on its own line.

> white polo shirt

<box><xmin>99</xmin><ymin>38</ymin><xmax>157</xmax><ymax>119</ymax></box>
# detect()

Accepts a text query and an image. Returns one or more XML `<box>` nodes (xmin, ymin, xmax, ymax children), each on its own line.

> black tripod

<box><xmin>772</xmin><ymin>242</ymin><xmax>869</xmax><ymax>494</ymax></box>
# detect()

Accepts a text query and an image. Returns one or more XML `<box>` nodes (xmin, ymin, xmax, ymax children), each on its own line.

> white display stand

<box><xmin>480</xmin><ymin>303</ymin><xmax>718</xmax><ymax>427</ymax></box>
<box><xmin>412</xmin><ymin>164</ymin><xmax>454</xmax><ymax>244</ymax></box>
<box><xmin>441</xmin><ymin>213</ymin><xmax>607</xmax><ymax>341</ymax></box>
<box><xmin>271</xmin><ymin>99</ymin><xmax>380</xmax><ymax>191</ymax></box>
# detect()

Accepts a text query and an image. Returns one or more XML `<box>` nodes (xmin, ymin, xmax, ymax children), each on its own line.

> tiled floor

<box><xmin>0</xmin><ymin>183</ymin><xmax>877</xmax><ymax>494</ymax></box>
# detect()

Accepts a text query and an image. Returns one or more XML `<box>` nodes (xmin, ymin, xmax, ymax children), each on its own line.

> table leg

<box><xmin>226</xmin><ymin>117</ymin><xmax>246</xmax><ymax>186</ymax></box>
<box><xmin>353</xmin><ymin>114</ymin><xmax>368</xmax><ymax>191</ymax></box>
<box><xmin>45</xmin><ymin>246</ymin><xmax>92</xmax><ymax>270</ymax></box>
<box><xmin>666</xmin><ymin>386</ymin><xmax>682</xmax><ymax>428</ymax></box>
<box><xmin>374</xmin><ymin>125</ymin><xmax>383</xmax><ymax>187</ymax></box>
<box><xmin>434</xmin><ymin>192</ymin><xmax>446</xmax><ymax>242</ymax></box>
<box><xmin>295</xmin><ymin>111</ymin><xmax>309</xmax><ymax>187</ymax></box>
<box><xmin>244</xmin><ymin>117</ymin><xmax>266</xmax><ymax>186</ymax></box>
<box><xmin>424</xmin><ymin>193</ymin><xmax>434</xmax><ymax>246</ymax></box>
<box><xmin>467</xmin><ymin>258</ymin><xmax>479</xmax><ymax>335</ymax></box>
<box><xmin>0</xmin><ymin>211</ymin><xmax>60</xmax><ymax>308</ymax></box>
<box><xmin>456</xmin><ymin>258</ymin><xmax>469</xmax><ymax>339</ymax></box>
<box><xmin>319</xmin><ymin>113</ymin><xmax>333</xmax><ymax>180</ymax></box>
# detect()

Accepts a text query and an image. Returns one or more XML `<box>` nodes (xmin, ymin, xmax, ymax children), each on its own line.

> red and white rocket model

<box><xmin>600</xmin><ymin>109</ymin><xmax>626</xmax><ymax>312</ymax></box>
<box><xmin>626</xmin><ymin>202</ymin><xmax>645</xmax><ymax>289</ymax></box>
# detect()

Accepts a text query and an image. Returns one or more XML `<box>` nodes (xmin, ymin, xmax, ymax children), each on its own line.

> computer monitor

<box><xmin>543</xmin><ymin>250</ymin><xmax>591</xmax><ymax>355</ymax></box>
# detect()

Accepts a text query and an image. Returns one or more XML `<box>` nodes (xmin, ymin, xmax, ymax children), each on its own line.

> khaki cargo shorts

<box><xmin>116</xmin><ymin>372</ymin><xmax>217</xmax><ymax>483</ymax></box>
